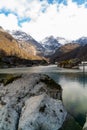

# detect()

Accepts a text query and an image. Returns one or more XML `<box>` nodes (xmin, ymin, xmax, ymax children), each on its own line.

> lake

<box><xmin>0</xmin><ymin>65</ymin><xmax>87</xmax><ymax>126</ymax></box>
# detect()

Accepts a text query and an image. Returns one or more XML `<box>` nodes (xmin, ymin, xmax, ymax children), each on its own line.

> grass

<box><xmin>0</xmin><ymin>74</ymin><xmax>21</xmax><ymax>86</ymax></box>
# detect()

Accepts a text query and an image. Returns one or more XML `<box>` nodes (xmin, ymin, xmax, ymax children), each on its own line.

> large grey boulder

<box><xmin>0</xmin><ymin>73</ymin><xmax>82</xmax><ymax>130</ymax></box>
<box><xmin>0</xmin><ymin>73</ymin><xmax>63</xmax><ymax>130</ymax></box>
<box><xmin>18</xmin><ymin>94</ymin><xmax>67</xmax><ymax>130</ymax></box>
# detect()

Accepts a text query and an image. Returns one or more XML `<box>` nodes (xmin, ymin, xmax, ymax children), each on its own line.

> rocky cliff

<box><xmin>0</xmin><ymin>73</ymin><xmax>82</xmax><ymax>130</ymax></box>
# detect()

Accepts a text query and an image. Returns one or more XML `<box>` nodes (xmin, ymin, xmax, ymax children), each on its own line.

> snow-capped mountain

<box><xmin>8</xmin><ymin>30</ymin><xmax>44</xmax><ymax>55</ymax></box>
<box><xmin>0</xmin><ymin>26</ymin><xmax>7</xmax><ymax>32</ymax></box>
<box><xmin>73</xmin><ymin>37</ymin><xmax>87</xmax><ymax>45</ymax></box>
<box><xmin>56</xmin><ymin>37</ymin><xmax>70</xmax><ymax>45</ymax></box>
<box><xmin>40</xmin><ymin>36</ymin><xmax>62</xmax><ymax>55</ymax></box>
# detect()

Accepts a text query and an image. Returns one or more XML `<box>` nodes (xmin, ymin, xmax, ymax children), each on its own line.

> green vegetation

<box><xmin>40</xmin><ymin>75</ymin><xmax>61</xmax><ymax>90</ymax></box>
<box><xmin>0</xmin><ymin>74</ymin><xmax>21</xmax><ymax>86</ymax></box>
<box><xmin>40</xmin><ymin>59</ymin><xmax>48</xmax><ymax>65</ymax></box>
<box><xmin>58</xmin><ymin>58</ymin><xmax>80</xmax><ymax>68</ymax></box>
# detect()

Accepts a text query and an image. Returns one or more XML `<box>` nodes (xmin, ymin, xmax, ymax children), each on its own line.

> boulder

<box><xmin>0</xmin><ymin>73</ymin><xmax>82</xmax><ymax>130</ymax></box>
<box><xmin>0</xmin><ymin>73</ymin><xmax>63</xmax><ymax>130</ymax></box>
<box><xmin>18</xmin><ymin>94</ymin><xmax>67</xmax><ymax>130</ymax></box>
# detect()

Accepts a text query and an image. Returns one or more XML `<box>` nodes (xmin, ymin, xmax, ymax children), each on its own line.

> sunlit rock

<box><xmin>18</xmin><ymin>94</ymin><xmax>67</xmax><ymax>130</ymax></box>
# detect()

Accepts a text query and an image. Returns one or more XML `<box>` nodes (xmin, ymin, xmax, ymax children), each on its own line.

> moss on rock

<box><xmin>0</xmin><ymin>74</ymin><xmax>21</xmax><ymax>86</ymax></box>
<box><xmin>40</xmin><ymin>75</ymin><xmax>61</xmax><ymax>90</ymax></box>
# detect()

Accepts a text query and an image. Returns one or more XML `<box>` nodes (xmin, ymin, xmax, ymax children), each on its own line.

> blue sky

<box><xmin>0</xmin><ymin>0</ymin><xmax>87</xmax><ymax>41</ymax></box>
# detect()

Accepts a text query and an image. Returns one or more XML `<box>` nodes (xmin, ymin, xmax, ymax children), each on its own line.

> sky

<box><xmin>0</xmin><ymin>0</ymin><xmax>87</xmax><ymax>41</ymax></box>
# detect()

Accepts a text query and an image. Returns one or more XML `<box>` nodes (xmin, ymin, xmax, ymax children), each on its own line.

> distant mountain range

<box><xmin>40</xmin><ymin>36</ymin><xmax>70</xmax><ymax>56</ymax></box>
<box><xmin>73</xmin><ymin>37</ymin><xmax>87</xmax><ymax>45</ymax></box>
<box><xmin>50</xmin><ymin>43</ymin><xmax>87</xmax><ymax>65</ymax></box>
<box><xmin>8</xmin><ymin>30</ymin><xmax>87</xmax><ymax>57</ymax></box>
<box><xmin>9</xmin><ymin>32</ymin><xmax>69</xmax><ymax>56</ymax></box>
<box><xmin>50</xmin><ymin>43</ymin><xmax>80</xmax><ymax>62</ymax></box>
<box><xmin>40</xmin><ymin>36</ymin><xmax>87</xmax><ymax>56</ymax></box>
<box><xmin>0</xmin><ymin>26</ymin><xmax>87</xmax><ymax>67</ymax></box>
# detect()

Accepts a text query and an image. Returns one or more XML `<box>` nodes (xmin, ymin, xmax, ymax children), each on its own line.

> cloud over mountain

<box><xmin>0</xmin><ymin>0</ymin><xmax>87</xmax><ymax>41</ymax></box>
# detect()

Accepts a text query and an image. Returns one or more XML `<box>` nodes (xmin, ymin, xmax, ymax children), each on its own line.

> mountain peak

<box><xmin>9</xmin><ymin>30</ymin><xmax>33</xmax><ymax>42</ymax></box>
<box><xmin>0</xmin><ymin>26</ymin><xmax>6</xmax><ymax>32</ymax></box>
<box><xmin>40</xmin><ymin>35</ymin><xmax>62</xmax><ymax>56</ymax></box>
<box><xmin>8</xmin><ymin>30</ymin><xmax>44</xmax><ymax>55</ymax></box>
<box><xmin>73</xmin><ymin>37</ymin><xmax>87</xmax><ymax>45</ymax></box>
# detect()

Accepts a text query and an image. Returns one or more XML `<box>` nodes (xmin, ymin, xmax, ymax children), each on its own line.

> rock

<box><xmin>83</xmin><ymin>114</ymin><xmax>87</xmax><ymax>130</ymax></box>
<box><xmin>0</xmin><ymin>73</ymin><xmax>81</xmax><ymax>130</ymax></box>
<box><xmin>0</xmin><ymin>103</ymin><xmax>19</xmax><ymax>130</ymax></box>
<box><xmin>0</xmin><ymin>74</ymin><xmax>62</xmax><ymax>105</ymax></box>
<box><xmin>0</xmin><ymin>74</ymin><xmax>63</xmax><ymax>130</ymax></box>
<box><xmin>18</xmin><ymin>94</ymin><xmax>67</xmax><ymax>130</ymax></box>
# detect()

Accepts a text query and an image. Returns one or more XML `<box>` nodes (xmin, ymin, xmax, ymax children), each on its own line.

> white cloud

<box><xmin>0</xmin><ymin>14</ymin><xmax>19</xmax><ymax>30</ymax></box>
<box><xmin>0</xmin><ymin>0</ymin><xmax>87</xmax><ymax>41</ymax></box>
<box><xmin>21</xmin><ymin>0</ymin><xmax>87</xmax><ymax>41</ymax></box>
<box><xmin>0</xmin><ymin>0</ymin><xmax>48</xmax><ymax>18</ymax></box>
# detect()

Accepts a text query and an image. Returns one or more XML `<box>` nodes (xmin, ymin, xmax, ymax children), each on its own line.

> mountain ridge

<box><xmin>40</xmin><ymin>36</ymin><xmax>62</xmax><ymax>56</ymax></box>
<box><xmin>8</xmin><ymin>30</ymin><xmax>45</xmax><ymax>55</ymax></box>
<box><xmin>0</xmin><ymin>28</ymin><xmax>47</xmax><ymax>67</ymax></box>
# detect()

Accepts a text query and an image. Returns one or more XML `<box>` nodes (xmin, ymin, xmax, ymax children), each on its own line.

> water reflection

<box><xmin>46</xmin><ymin>72</ymin><xmax>87</xmax><ymax>126</ymax></box>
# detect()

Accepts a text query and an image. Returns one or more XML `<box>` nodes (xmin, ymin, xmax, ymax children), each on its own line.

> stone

<box><xmin>0</xmin><ymin>103</ymin><xmax>19</xmax><ymax>130</ymax></box>
<box><xmin>0</xmin><ymin>73</ymin><xmax>82</xmax><ymax>130</ymax></box>
<box><xmin>18</xmin><ymin>94</ymin><xmax>67</xmax><ymax>130</ymax></box>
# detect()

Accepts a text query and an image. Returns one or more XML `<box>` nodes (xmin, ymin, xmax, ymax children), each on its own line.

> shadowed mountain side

<box><xmin>50</xmin><ymin>43</ymin><xmax>80</xmax><ymax>63</ymax></box>
<box><xmin>0</xmin><ymin>28</ymin><xmax>47</xmax><ymax>67</ymax></box>
<box><xmin>56</xmin><ymin>44</ymin><xmax>87</xmax><ymax>62</ymax></box>
<box><xmin>50</xmin><ymin>44</ymin><xmax>87</xmax><ymax>68</ymax></box>
<box><xmin>0</xmin><ymin>55</ymin><xmax>47</xmax><ymax>67</ymax></box>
